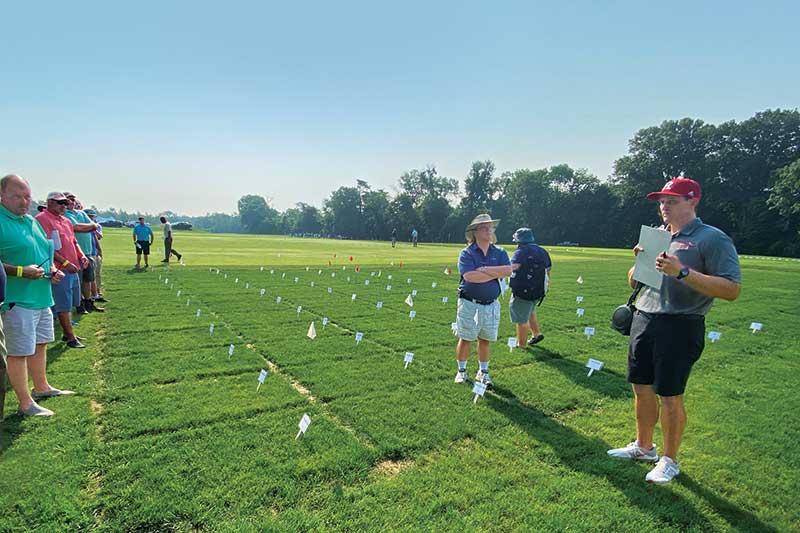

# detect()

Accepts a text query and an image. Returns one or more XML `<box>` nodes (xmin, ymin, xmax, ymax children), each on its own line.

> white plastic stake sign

<box><xmin>318</xmin><ymin>269</ymin><xmax>322</xmax><ymax>275</ymax></box>
<box><xmin>228</xmin><ymin>344</ymin><xmax>235</xmax><ymax>359</ymax></box>
<box><xmin>261</xmin><ymin>288</ymin><xmax>266</xmax><ymax>296</ymax></box>
<box><xmin>196</xmin><ymin>309</ymin><xmax>201</xmax><ymax>318</ymax></box>
<box><xmin>257</xmin><ymin>369</ymin><xmax>268</xmax><ymax>391</ymax></box>
<box><xmin>327</xmin><ymin>287</ymin><xmax>332</xmax><ymax>294</ymax></box>
<box><xmin>224</xmin><ymin>274</ymin><xmax>227</xmax><ymax>279</ymax></box>
<box><xmin>451</xmin><ymin>322</ymin><xmax>458</xmax><ymax>335</ymax></box>
<box><xmin>442</xmin><ymin>296</ymin><xmax>448</xmax><ymax>304</ymax></box>
<box><xmin>750</xmin><ymin>322</ymin><xmax>763</xmax><ymax>333</ymax></box>
<box><xmin>297</xmin><ymin>305</ymin><xmax>302</xmax><ymax>315</ymax></box>
<box><xmin>260</xmin><ymin>266</ymin><xmax>264</xmax><ymax>271</ymax></box>
<box><xmin>376</xmin><ymin>301</ymin><xmax>383</xmax><ymax>309</ymax></box>
<box><xmin>387</xmin><ymin>275</ymin><xmax>392</xmax><ymax>280</ymax></box>
<box><xmin>165</xmin><ymin>278</ymin><xmax>169</xmax><ymax>284</ymax></box>
<box><xmin>294</xmin><ymin>277</ymin><xmax>298</xmax><ymax>284</ymax></box>
<box><xmin>370</xmin><ymin>271</ymin><xmax>375</xmax><ymax>277</ymax></box>
<box><xmin>270</xmin><ymin>269</ymin><xmax>274</xmax><ymax>274</ymax></box>
<box><xmin>306</xmin><ymin>266</ymin><xmax>309</xmax><ymax>271</ymax></box>
<box><xmin>296</xmin><ymin>413</ymin><xmax>311</xmax><ymax>439</ymax></box>
<box><xmin>472</xmin><ymin>381</ymin><xmax>487</xmax><ymax>403</ymax></box>
<box><xmin>276</xmin><ymin>296</ymin><xmax>282</xmax><ymax>304</ymax></box>
<box><xmin>351</xmin><ymin>293</ymin><xmax>357</xmax><ymax>302</ymax></box>
<box><xmin>576</xmin><ymin>296</ymin><xmax>584</xmax><ymax>303</ymax></box>
<box><xmin>404</xmin><ymin>351</ymin><xmax>414</xmax><ymax>369</ymax></box>
<box><xmin>186</xmin><ymin>298</ymin><xmax>190</xmax><ymax>306</ymax></box>
<box><xmin>282</xmin><ymin>273</ymin><xmax>285</xmax><ymax>279</ymax></box>
<box><xmin>365</xmin><ymin>280</ymin><xmax>370</xmax><ymax>286</ymax></box>
<box><xmin>378</xmin><ymin>270</ymin><xmax>382</xmax><ymax>277</ymax></box>
<box><xmin>332</xmin><ymin>272</ymin><xmax>336</xmax><ymax>278</ymax></box>
<box><xmin>412</xmin><ymin>290</ymin><xmax>418</xmax><ymax>297</ymax></box>
<box><xmin>584</xmin><ymin>327</ymin><xmax>595</xmax><ymax>339</ymax></box>
<box><xmin>586</xmin><ymin>358</ymin><xmax>604</xmax><ymax>376</ymax></box>
<box><xmin>577</xmin><ymin>308</ymin><xmax>585</xmax><ymax>317</ymax></box>
<box><xmin>386</xmin><ymin>285</ymin><xmax>392</xmax><ymax>291</ymax></box>
<box><xmin>322</xmin><ymin>317</ymin><xmax>329</xmax><ymax>328</ymax></box>
<box><xmin>405</xmin><ymin>294</ymin><xmax>414</xmax><ymax>306</ymax></box>
<box><xmin>246</xmin><ymin>282</ymin><xmax>250</xmax><ymax>289</ymax></box>
<box><xmin>407</xmin><ymin>278</ymin><xmax>412</xmax><ymax>284</ymax></box>
<box><xmin>708</xmin><ymin>331</ymin><xmax>721</xmax><ymax>342</ymax></box>
<box><xmin>431</xmin><ymin>282</ymin><xmax>437</xmax><ymax>289</ymax></box>
<box><xmin>310</xmin><ymin>281</ymin><xmax>315</xmax><ymax>287</ymax></box>
<box><xmin>355</xmin><ymin>332</ymin><xmax>364</xmax><ymax>345</ymax></box>
<box><xmin>177</xmin><ymin>290</ymin><xmax>181</xmax><ymax>297</ymax></box>
<box><xmin>507</xmin><ymin>337</ymin><xmax>518</xmax><ymax>351</ymax></box>
<box><xmin>235</xmin><ymin>278</ymin><xmax>239</xmax><ymax>283</ymax></box>
<box><xmin>307</xmin><ymin>322</ymin><xmax>317</xmax><ymax>339</ymax></box>
<box><xmin>409</xmin><ymin>310</ymin><xmax>416</xmax><ymax>320</ymax></box>
<box><xmin>209</xmin><ymin>323</ymin><xmax>214</xmax><ymax>335</ymax></box>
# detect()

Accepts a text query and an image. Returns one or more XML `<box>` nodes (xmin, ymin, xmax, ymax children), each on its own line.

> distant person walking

<box><xmin>1</xmin><ymin>175</ymin><xmax>73</xmax><ymax>417</ymax></box>
<box><xmin>509</xmin><ymin>227</ymin><xmax>551</xmax><ymax>347</ymax></box>
<box><xmin>454</xmin><ymin>214</ymin><xmax>517</xmax><ymax>388</ymax></box>
<box><xmin>411</xmin><ymin>228</ymin><xmax>418</xmax><ymax>247</ymax></box>
<box><xmin>607</xmin><ymin>178</ymin><xmax>741</xmax><ymax>484</ymax></box>
<box><xmin>391</xmin><ymin>227</ymin><xmax>397</xmax><ymax>248</ymax></box>
<box><xmin>133</xmin><ymin>217</ymin><xmax>154</xmax><ymax>268</ymax></box>
<box><xmin>35</xmin><ymin>191</ymin><xmax>88</xmax><ymax>348</ymax></box>
<box><xmin>160</xmin><ymin>216</ymin><xmax>182</xmax><ymax>263</ymax></box>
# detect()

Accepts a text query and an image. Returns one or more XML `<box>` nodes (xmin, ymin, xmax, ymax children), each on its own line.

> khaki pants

<box><xmin>94</xmin><ymin>255</ymin><xmax>103</xmax><ymax>290</ymax></box>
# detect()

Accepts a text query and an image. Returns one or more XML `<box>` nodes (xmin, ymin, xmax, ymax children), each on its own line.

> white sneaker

<box><xmin>454</xmin><ymin>369</ymin><xmax>469</xmax><ymax>384</ymax></box>
<box><xmin>607</xmin><ymin>441</ymin><xmax>659</xmax><ymax>462</ymax></box>
<box><xmin>475</xmin><ymin>370</ymin><xmax>493</xmax><ymax>388</ymax></box>
<box><xmin>646</xmin><ymin>456</ymin><xmax>680</xmax><ymax>484</ymax></box>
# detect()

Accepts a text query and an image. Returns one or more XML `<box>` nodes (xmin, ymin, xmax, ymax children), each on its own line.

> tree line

<box><xmin>237</xmin><ymin>109</ymin><xmax>800</xmax><ymax>256</ymax></box>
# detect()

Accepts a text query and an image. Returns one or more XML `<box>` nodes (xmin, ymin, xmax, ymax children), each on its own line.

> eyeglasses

<box><xmin>52</xmin><ymin>200</ymin><xmax>69</xmax><ymax>206</ymax></box>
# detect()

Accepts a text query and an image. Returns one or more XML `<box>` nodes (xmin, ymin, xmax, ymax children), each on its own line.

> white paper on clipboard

<box><xmin>633</xmin><ymin>225</ymin><xmax>672</xmax><ymax>289</ymax></box>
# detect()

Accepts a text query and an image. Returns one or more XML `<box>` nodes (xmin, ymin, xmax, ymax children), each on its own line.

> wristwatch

<box><xmin>676</xmin><ymin>266</ymin><xmax>690</xmax><ymax>280</ymax></box>
<box><xmin>479</xmin><ymin>266</ymin><xmax>487</xmax><ymax>273</ymax></box>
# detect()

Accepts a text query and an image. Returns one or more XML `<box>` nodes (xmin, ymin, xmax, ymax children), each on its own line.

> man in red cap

<box><xmin>607</xmin><ymin>177</ymin><xmax>741</xmax><ymax>484</ymax></box>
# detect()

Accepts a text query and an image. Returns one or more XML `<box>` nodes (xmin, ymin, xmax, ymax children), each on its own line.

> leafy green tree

<box><xmin>461</xmin><ymin>160</ymin><xmax>497</xmax><ymax>213</ymax></box>
<box><xmin>237</xmin><ymin>195</ymin><xmax>280</xmax><ymax>234</ymax></box>
<box><xmin>323</xmin><ymin>186</ymin><xmax>362</xmax><ymax>237</ymax></box>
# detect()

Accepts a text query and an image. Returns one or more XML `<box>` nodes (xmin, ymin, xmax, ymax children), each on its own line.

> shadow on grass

<box><xmin>485</xmin><ymin>390</ymin><xmax>776</xmax><ymax>532</ymax></box>
<box><xmin>0</xmin><ymin>410</ymin><xmax>24</xmax><ymax>456</ymax></box>
<box><xmin>523</xmin><ymin>346</ymin><xmax>631</xmax><ymax>400</ymax></box>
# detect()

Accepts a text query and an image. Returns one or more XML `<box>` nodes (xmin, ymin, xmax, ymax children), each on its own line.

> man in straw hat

<box><xmin>454</xmin><ymin>214</ymin><xmax>517</xmax><ymax>388</ymax></box>
<box><xmin>607</xmin><ymin>177</ymin><xmax>741</xmax><ymax>484</ymax></box>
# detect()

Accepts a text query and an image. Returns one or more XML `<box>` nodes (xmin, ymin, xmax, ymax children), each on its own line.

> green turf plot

<box><xmin>97</xmin><ymin>371</ymin><xmax>307</xmax><ymax>440</ymax></box>
<box><xmin>99</xmin><ymin>325</ymin><xmax>241</xmax><ymax>357</ymax></box>
<box><xmin>94</xmin><ymin>406</ymin><xmax>377</xmax><ymax>532</ymax></box>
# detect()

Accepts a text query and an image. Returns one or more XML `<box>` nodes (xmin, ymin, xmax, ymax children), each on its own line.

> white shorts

<box><xmin>456</xmin><ymin>298</ymin><xmax>500</xmax><ymax>342</ymax></box>
<box><xmin>1</xmin><ymin>306</ymin><xmax>55</xmax><ymax>356</ymax></box>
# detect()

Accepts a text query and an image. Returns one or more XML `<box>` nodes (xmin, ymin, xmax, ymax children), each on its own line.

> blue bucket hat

<box><xmin>512</xmin><ymin>227</ymin><xmax>535</xmax><ymax>244</ymax></box>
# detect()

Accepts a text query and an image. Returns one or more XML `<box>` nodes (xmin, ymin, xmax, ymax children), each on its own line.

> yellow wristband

<box><xmin>17</xmin><ymin>265</ymin><xmax>23</xmax><ymax>277</ymax></box>
<box><xmin>63</xmin><ymin>260</ymin><xmax>71</xmax><ymax>267</ymax></box>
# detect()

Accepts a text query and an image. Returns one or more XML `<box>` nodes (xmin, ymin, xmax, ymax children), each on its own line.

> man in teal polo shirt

<box><xmin>0</xmin><ymin>174</ymin><xmax>70</xmax><ymax>417</ymax></box>
<box><xmin>133</xmin><ymin>217</ymin><xmax>154</xmax><ymax>268</ymax></box>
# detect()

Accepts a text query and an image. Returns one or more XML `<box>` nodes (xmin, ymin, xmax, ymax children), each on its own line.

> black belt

<box><xmin>459</xmin><ymin>292</ymin><xmax>496</xmax><ymax>305</ymax></box>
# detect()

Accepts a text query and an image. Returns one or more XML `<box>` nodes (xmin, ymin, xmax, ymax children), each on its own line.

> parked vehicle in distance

<box><xmin>98</xmin><ymin>217</ymin><xmax>123</xmax><ymax>228</ymax></box>
<box><xmin>172</xmin><ymin>221</ymin><xmax>193</xmax><ymax>230</ymax></box>
<box><xmin>556</xmin><ymin>241</ymin><xmax>580</xmax><ymax>246</ymax></box>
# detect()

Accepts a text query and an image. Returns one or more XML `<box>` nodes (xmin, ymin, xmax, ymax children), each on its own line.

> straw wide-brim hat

<box><xmin>465</xmin><ymin>213</ymin><xmax>500</xmax><ymax>241</ymax></box>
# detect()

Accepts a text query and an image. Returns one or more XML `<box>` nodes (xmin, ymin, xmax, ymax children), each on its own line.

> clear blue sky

<box><xmin>1</xmin><ymin>1</ymin><xmax>797</xmax><ymax>216</ymax></box>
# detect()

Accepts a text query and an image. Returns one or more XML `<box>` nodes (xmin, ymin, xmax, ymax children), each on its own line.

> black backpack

<box><xmin>510</xmin><ymin>247</ymin><xmax>547</xmax><ymax>304</ymax></box>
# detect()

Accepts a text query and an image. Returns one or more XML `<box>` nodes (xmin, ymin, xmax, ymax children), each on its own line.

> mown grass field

<box><xmin>2</xmin><ymin>228</ymin><xmax>799</xmax><ymax>531</ymax></box>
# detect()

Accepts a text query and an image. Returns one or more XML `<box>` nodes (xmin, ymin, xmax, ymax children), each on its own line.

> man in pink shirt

<box><xmin>35</xmin><ymin>192</ymin><xmax>89</xmax><ymax>348</ymax></box>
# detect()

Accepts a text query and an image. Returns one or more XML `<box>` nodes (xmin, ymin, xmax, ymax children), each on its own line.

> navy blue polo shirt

<box><xmin>458</xmin><ymin>242</ymin><xmax>510</xmax><ymax>301</ymax></box>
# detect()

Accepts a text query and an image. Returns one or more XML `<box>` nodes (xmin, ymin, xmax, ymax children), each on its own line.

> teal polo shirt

<box><xmin>133</xmin><ymin>223</ymin><xmax>153</xmax><ymax>241</ymax></box>
<box><xmin>64</xmin><ymin>209</ymin><xmax>93</xmax><ymax>256</ymax></box>
<box><xmin>0</xmin><ymin>205</ymin><xmax>55</xmax><ymax>310</ymax></box>
<box><xmin>636</xmin><ymin>217</ymin><xmax>741</xmax><ymax>316</ymax></box>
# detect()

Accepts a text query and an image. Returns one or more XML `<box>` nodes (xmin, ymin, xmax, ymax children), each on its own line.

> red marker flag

<box><xmin>349</xmin><ymin>256</ymin><xmax>353</xmax><ymax>262</ymax></box>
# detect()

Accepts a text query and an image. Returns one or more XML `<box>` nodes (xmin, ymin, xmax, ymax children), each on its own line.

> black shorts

<box><xmin>627</xmin><ymin>311</ymin><xmax>705</xmax><ymax>396</ymax></box>
<box><xmin>81</xmin><ymin>257</ymin><xmax>96</xmax><ymax>282</ymax></box>
<box><xmin>136</xmin><ymin>241</ymin><xmax>151</xmax><ymax>255</ymax></box>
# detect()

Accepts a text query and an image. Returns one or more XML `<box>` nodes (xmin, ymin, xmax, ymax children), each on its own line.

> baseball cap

<box><xmin>46</xmin><ymin>192</ymin><xmax>68</xmax><ymax>201</ymax></box>
<box><xmin>63</xmin><ymin>191</ymin><xmax>76</xmax><ymax>198</ymax></box>
<box><xmin>646</xmin><ymin>178</ymin><xmax>702</xmax><ymax>201</ymax></box>
<box><xmin>84</xmin><ymin>208</ymin><xmax>97</xmax><ymax>216</ymax></box>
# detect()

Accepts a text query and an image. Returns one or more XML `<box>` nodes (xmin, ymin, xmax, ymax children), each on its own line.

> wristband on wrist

<box><xmin>62</xmin><ymin>260</ymin><xmax>71</xmax><ymax>267</ymax></box>
<box><xmin>17</xmin><ymin>265</ymin><xmax>23</xmax><ymax>277</ymax></box>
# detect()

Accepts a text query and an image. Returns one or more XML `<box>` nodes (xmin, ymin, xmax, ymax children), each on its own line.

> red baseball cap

<box><xmin>646</xmin><ymin>177</ymin><xmax>701</xmax><ymax>201</ymax></box>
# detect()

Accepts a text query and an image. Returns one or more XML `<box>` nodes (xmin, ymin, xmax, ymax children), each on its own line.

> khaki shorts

<box><xmin>2</xmin><ymin>306</ymin><xmax>55</xmax><ymax>356</ymax></box>
<box><xmin>456</xmin><ymin>298</ymin><xmax>500</xmax><ymax>342</ymax></box>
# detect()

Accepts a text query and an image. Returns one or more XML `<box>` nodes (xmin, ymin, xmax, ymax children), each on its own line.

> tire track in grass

<box><xmin>153</xmin><ymin>268</ymin><xmax>380</xmax><ymax>454</ymax></box>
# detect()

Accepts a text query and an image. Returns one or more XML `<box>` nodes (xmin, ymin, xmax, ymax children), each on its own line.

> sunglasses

<box><xmin>51</xmin><ymin>199</ymin><xmax>69</xmax><ymax>206</ymax></box>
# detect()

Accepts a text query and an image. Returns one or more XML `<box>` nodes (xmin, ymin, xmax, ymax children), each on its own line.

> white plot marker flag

<box><xmin>228</xmin><ymin>344</ymin><xmax>235</xmax><ymax>359</ymax></box>
<box><xmin>327</xmin><ymin>287</ymin><xmax>332</xmax><ymax>294</ymax></box>
<box><xmin>577</xmin><ymin>276</ymin><xmax>584</xmax><ymax>284</ymax></box>
<box><xmin>405</xmin><ymin>294</ymin><xmax>414</xmax><ymax>306</ymax></box>
<box><xmin>322</xmin><ymin>317</ymin><xmax>329</xmax><ymax>328</ymax></box>
<box><xmin>186</xmin><ymin>298</ymin><xmax>190</xmax><ymax>306</ymax></box>
<box><xmin>387</xmin><ymin>285</ymin><xmax>392</xmax><ymax>291</ymax></box>
<box><xmin>177</xmin><ymin>290</ymin><xmax>181</xmax><ymax>297</ymax></box>
<box><xmin>586</xmin><ymin>358</ymin><xmax>604</xmax><ymax>377</ymax></box>
<box><xmin>235</xmin><ymin>278</ymin><xmax>239</xmax><ymax>283</ymax></box>
<box><xmin>246</xmin><ymin>283</ymin><xmax>250</xmax><ymax>289</ymax></box>
<box><xmin>442</xmin><ymin>296</ymin><xmax>449</xmax><ymax>304</ymax></box>
<box><xmin>404</xmin><ymin>351</ymin><xmax>414</xmax><ymax>369</ymax></box>
<box><xmin>261</xmin><ymin>288</ymin><xmax>266</xmax><ymax>296</ymax></box>
<box><xmin>351</xmin><ymin>293</ymin><xmax>357</xmax><ymax>302</ymax></box>
<box><xmin>257</xmin><ymin>369</ymin><xmax>268</xmax><ymax>391</ymax></box>
<box><xmin>409</xmin><ymin>310</ymin><xmax>416</xmax><ymax>320</ymax></box>
<box><xmin>294</xmin><ymin>277</ymin><xmax>298</xmax><ymax>284</ymax></box>
<box><xmin>297</xmin><ymin>305</ymin><xmax>302</xmax><ymax>316</ymax></box>
<box><xmin>355</xmin><ymin>332</ymin><xmax>364</xmax><ymax>345</ymax></box>
<box><xmin>209</xmin><ymin>323</ymin><xmax>214</xmax><ymax>335</ymax></box>
<box><xmin>270</xmin><ymin>269</ymin><xmax>274</xmax><ymax>274</ymax></box>
<box><xmin>451</xmin><ymin>322</ymin><xmax>458</xmax><ymax>335</ymax></box>
<box><xmin>276</xmin><ymin>296</ymin><xmax>282</xmax><ymax>304</ymax></box>
<box><xmin>260</xmin><ymin>266</ymin><xmax>264</xmax><ymax>271</ymax></box>
<box><xmin>750</xmin><ymin>322</ymin><xmax>763</xmax><ymax>333</ymax></box>
<box><xmin>307</xmin><ymin>322</ymin><xmax>317</xmax><ymax>339</ymax></box>
<box><xmin>432</xmin><ymin>282</ymin><xmax>437</xmax><ymax>289</ymax></box>
<box><xmin>507</xmin><ymin>337</ymin><xmax>518</xmax><ymax>352</ymax></box>
<box><xmin>407</xmin><ymin>278</ymin><xmax>412</xmax><ymax>284</ymax></box>
<box><xmin>472</xmin><ymin>381</ymin><xmax>487</xmax><ymax>403</ymax></box>
<box><xmin>387</xmin><ymin>275</ymin><xmax>392</xmax><ymax>280</ymax></box>
<box><xmin>165</xmin><ymin>278</ymin><xmax>169</xmax><ymax>284</ymax></box>
<box><xmin>310</xmin><ymin>281</ymin><xmax>315</xmax><ymax>287</ymax></box>
<box><xmin>708</xmin><ymin>331</ymin><xmax>721</xmax><ymax>343</ymax></box>
<box><xmin>196</xmin><ymin>309</ymin><xmax>201</xmax><ymax>318</ymax></box>
<box><xmin>376</xmin><ymin>301</ymin><xmax>383</xmax><ymax>309</ymax></box>
<box><xmin>577</xmin><ymin>308</ymin><xmax>585</xmax><ymax>317</ymax></box>
<box><xmin>584</xmin><ymin>327</ymin><xmax>596</xmax><ymax>339</ymax></box>
<box><xmin>296</xmin><ymin>413</ymin><xmax>311</xmax><ymax>439</ymax></box>
<box><xmin>576</xmin><ymin>296</ymin><xmax>584</xmax><ymax>303</ymax></box>
<box><xmin>412</xmin><ymin>290</ymin><xmax>418</xmax><ymax>297</ymax></box>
